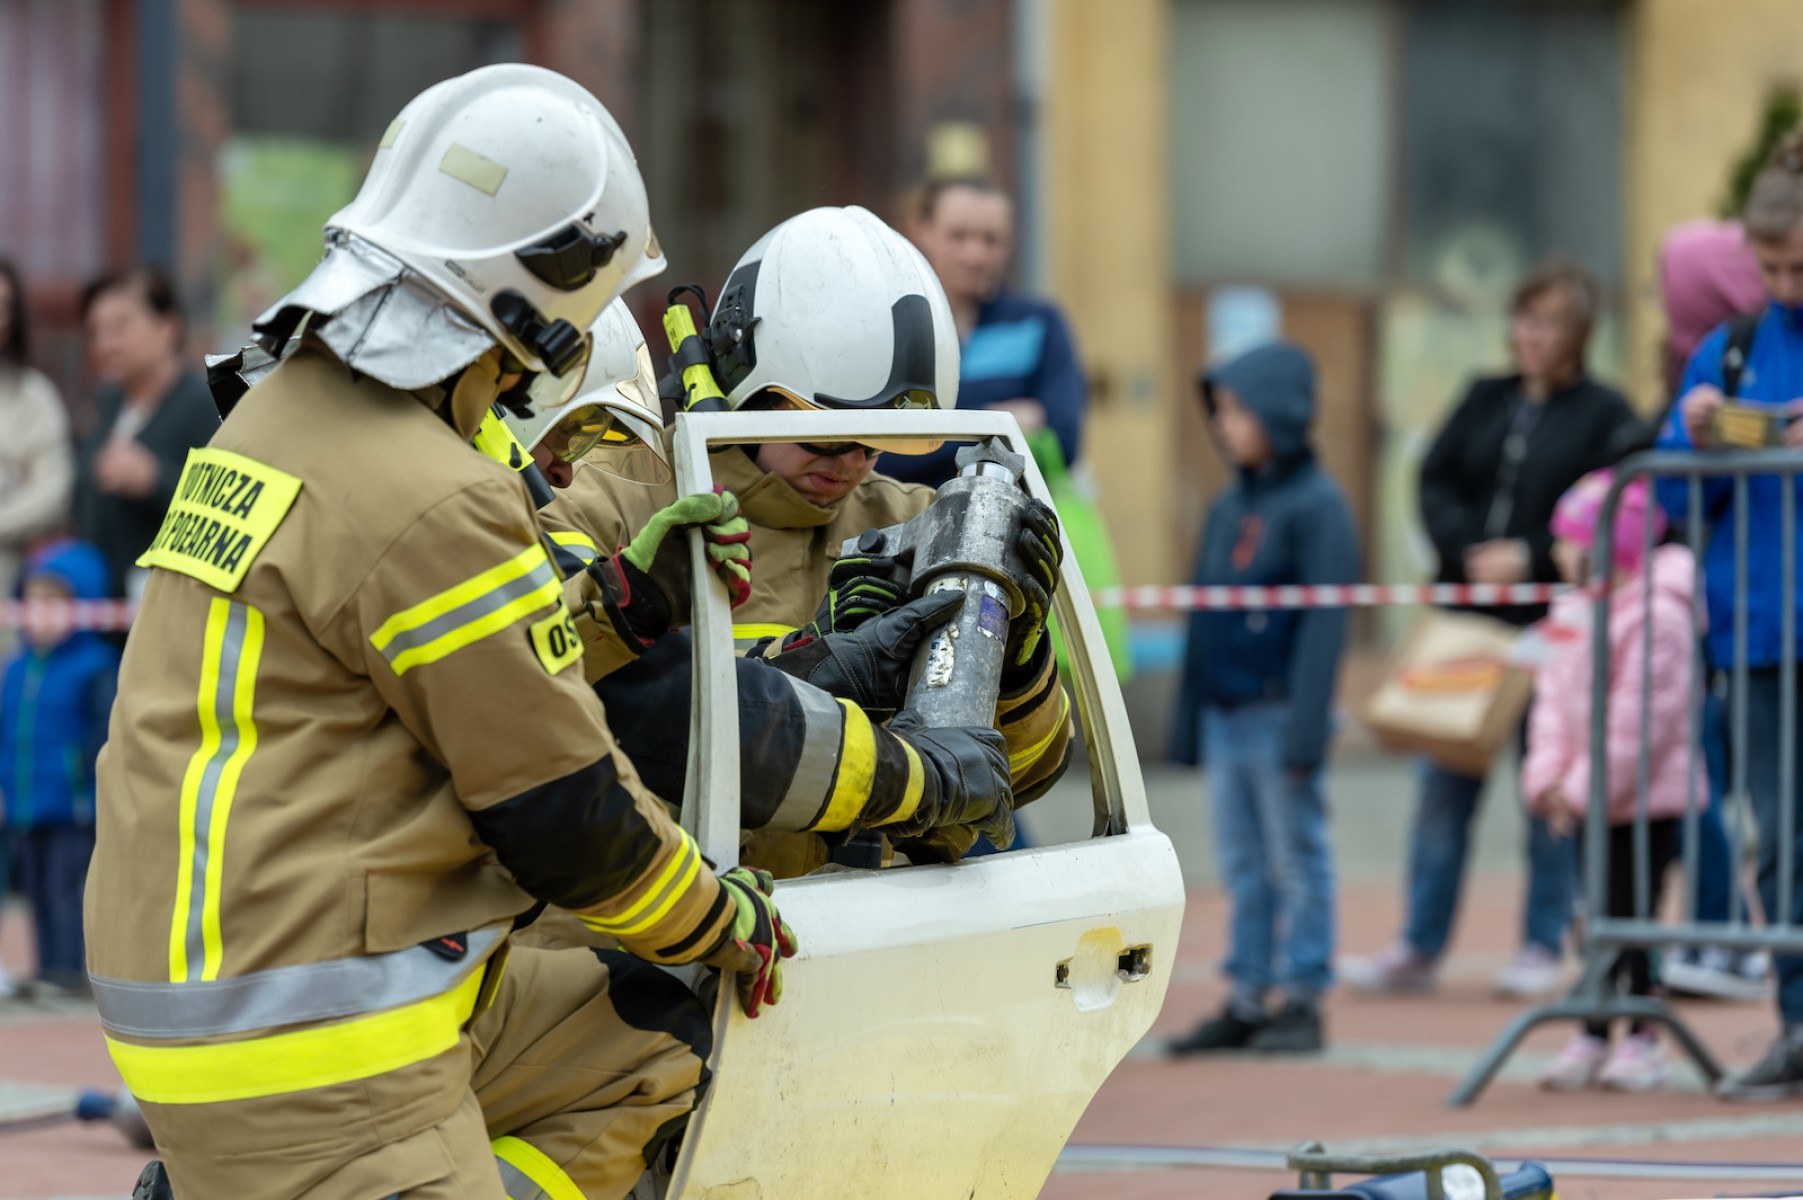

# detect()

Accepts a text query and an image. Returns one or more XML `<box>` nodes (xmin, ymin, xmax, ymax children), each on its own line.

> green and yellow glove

<box><xmin>620</xmin><ymin>485</ymin><xmax>754</xmax><ymax>610</ymax></box>
<box><xmin>701</xmin><ymin>865</ymin><xmax>798</xmax><ymax>1017</ymax></box>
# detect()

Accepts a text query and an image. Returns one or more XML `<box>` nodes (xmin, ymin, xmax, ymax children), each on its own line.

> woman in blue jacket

<box><xmin>1657</xmin><ymin>131</ymin><xmax>1803</xmax><ymax>1100</ymax></box>
<box><xmin>890</xmin><ymin>177</ymin><xmax>1086</xmax><ymax>486</ymax></box>
<box><xmin>0</xmin><ymin>540</ymin><xmax>118</xmax><ymax>993</ymax></box>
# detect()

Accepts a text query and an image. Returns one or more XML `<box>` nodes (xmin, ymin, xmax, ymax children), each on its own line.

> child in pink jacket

<box><xmin>1524</xmin><ymin>469</ymin><xmax>1703</xmax><ymax>1093</ymax></box>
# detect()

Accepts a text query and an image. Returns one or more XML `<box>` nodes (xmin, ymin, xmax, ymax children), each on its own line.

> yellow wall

<box><xmin>1042</xmin><ymin>0</ymin><xmax>1175</xmax><ymax>586</ymax></box>
<box><xmin>1625</xmin><ymin>0</ymin><xmax>1803</xmax><ymax>407</ymax></box>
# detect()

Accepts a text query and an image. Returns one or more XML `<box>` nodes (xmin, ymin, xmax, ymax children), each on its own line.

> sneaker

<box><xmin>1598</xmin><ymin>1032</ymin><xmax>1670</xmax><ymax>1092</ymax></box>
<box><xmin>1665</xmin><ymin>945</ymin><xmax>1769</xmax><ymax>1001</ymax></box>
<box><xmin>1248</xmin><ymin>998</ymin><xmax>1323</xmax><ymax>1054</ymax></box>
<box><xmin>1718</xmin><ymin>1026</ymin><xmax>1803</xmax><ymax>1101</ymax></box>
<box><xmin>1167</xmin><ymin>1004</ymin><xmax>1266</xmax><ymax>1055</ymax></box>
<box><xmin>1340</xmin><ymin>943</ymin><xmax>1437</xmax><ymax>995</ymax></box>
<box><xmin>1495</xmin><ymin>945</ymin><xmax>1565</xmax><ymax>1000</ymax></box>
<box><xmin>1539</xmin><ymin>1033</ymin><xmax>1609</xmax><ymax>1091</ymax></box>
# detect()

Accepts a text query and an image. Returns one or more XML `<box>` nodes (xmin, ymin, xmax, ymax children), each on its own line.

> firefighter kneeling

<box><xmin>90</xmin><ymin>66</ymin><xmax>791</xmax><ymax>1200</ymax></box>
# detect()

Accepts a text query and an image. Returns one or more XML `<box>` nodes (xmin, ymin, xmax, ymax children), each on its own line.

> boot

<box><xmin>132</xmin><ymin>1161</ymin><xmax>175</xmax><ymax>1200</ymax></box>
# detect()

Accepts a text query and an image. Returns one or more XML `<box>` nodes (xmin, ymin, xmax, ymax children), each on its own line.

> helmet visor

<box><xmin>518</xmin><ymin>333</ymin><xmax>594</xmax><ymax>421</ymax></box>
<box><xmin>748</xmin><ymin>387</ymin><xmax>944</xmax><ymax>457</ymax></box>
<box><xmin>577</xmin><ymin>404</ymin><xmax>671</xmax><ymax>484</ymax></box>
<box><xmin>580</xmin><ymin>339</ymin><xmax>670</xmax><ymax>484</ymax></box>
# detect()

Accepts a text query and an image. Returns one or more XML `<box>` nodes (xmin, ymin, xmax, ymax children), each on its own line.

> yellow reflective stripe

<box><xmin>1009</xmin><ymin>690</ymin><xmax>1071</xmax><ymax>774</ymax></box>
<box><xmin>883</xmin><ymin>740</ymin><xmax>927</xmax><ymax>827</ymax></box>
<box><xmin>547</xmin><ymin>530</ymin><xmax>599</xmax><ymax>564</ymax></box>
<box><xmin>576</xmin><ymin>831</ymin><xmax>703</xmax><ymax>939</ymax></box>
<box><xmin>201</xmin><ymin>606</ymin><xmax>264</xmax><ymax>981</ymax></box>
<box><xmin>169</xmin><ymin>599</ymin><xmax>228</xmax><ymax>982</ymax></box>
<box><xmin>105</xmin><ymin>968</ymin><xmax>483</xmax><ymax>1105</ymax></box>
<box><xmin>493</xmin><ymin>1136</ymin><xmax>586</xmax><ymax>1200</ymax></box>
<box><xmin>816</xmin><ymin>700</ymin><xmax>876</xmax><ymax>832</ymax></box>
<box><xmin>732</xmin><ymin>623</ymin><xmax>795</xmax><ymax>642</ymax></box>
<box><xmin>371</xmin><ymin>544</ymin><xmax>547</xmax><ymax>645</ymax></box>
<box><xmin>370</xmin><ymin>545</ymin><xmax>560</xmax><ymax>676</ymax></box>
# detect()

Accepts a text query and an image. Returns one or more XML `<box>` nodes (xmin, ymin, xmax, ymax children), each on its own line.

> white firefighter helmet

<box><xmin>253</xmin><ymin>63</ymin><xmax>664</xmax><ymax>393</ymax></box>
<box><xmin>708</xmin><ymin>205</ymin><xmax>957</xmax><ymax>454</ymax></box>
<box><xmin>506</xmin><ymin>299</ymin><xmax>670</xmax><ymax>484</ymax></box>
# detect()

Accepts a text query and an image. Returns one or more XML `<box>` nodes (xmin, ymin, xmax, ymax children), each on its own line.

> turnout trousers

<box><xmin>144</xmin><ymin>944</ymin><xmax>712</xmax><ymax>1200</ymax></box>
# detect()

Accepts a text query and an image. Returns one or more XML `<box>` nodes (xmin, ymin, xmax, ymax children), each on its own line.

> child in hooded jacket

<box><xmin>0</xmin><ymin>540</ymin><xmax>118</xmax><ymax>993</ymax></box>
<box><xmin>1167</xmin><ymin>343</ymin><xmax>1359</xmax><ymax>1055</ymax></box>
<box><xmin>1524</xmin><ymin>471</ymin><xmax>1702</xmax><ymax>1092</ymax></box>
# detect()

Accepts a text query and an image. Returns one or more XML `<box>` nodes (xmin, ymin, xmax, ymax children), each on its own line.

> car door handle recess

<box><xmin>1054</xmin><ymin>930</ymin><xmax>1153</xmax><ymax>1011</ymax></box>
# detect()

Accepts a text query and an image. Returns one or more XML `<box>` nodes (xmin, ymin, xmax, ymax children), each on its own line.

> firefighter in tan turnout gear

<box><xmin>87</xmin><ymin>65</ymin><xmax>793</xmax><ymax>1200</ymax></box>
<box><xmin>502</xmin><ymin>306</ymin><xmax>1019</xmax><ymax>897</ymax></box>
<box><xmin>539</xmin><ymin>206</ymin><xmax>1073</xmax><ymax>875</ymax></box>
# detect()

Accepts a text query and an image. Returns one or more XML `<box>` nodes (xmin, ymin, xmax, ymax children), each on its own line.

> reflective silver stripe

<box><xmin>496</xmin><ymin>1159</ymin><xmax>547</xmax><ymax>1200</ymax></box>
<box><xmin>93</xmin><ymin>925</ymin><xmax>507</xmax><ymax>1039</ymax></box>
<box><xmin>375</xmin><ymin>560</ymin><xmax>559</xmax><ymax>665</ymax></box>
<box><xmin>548</xmin><ymin>532</ymin><xmax>598</xmax><ymax>566</ymax></box>
<box><xmin>185</xmin><ymin>602</ymin><xmax>250</xmax><ymax>976</ymax></box>
<box><xmin>769</xmin><ymin>672</ymin><xmax>847</xmax><ymax>832</ymax></box>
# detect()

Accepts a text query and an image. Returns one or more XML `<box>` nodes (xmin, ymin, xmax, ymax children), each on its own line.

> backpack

<box><xmin>1721</xmin><ymin>311</ymin><xmax>1762</xmax><ymax>398</ymax></box>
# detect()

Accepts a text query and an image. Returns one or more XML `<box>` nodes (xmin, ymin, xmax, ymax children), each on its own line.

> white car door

<box><xmin>664</xmin><ymin>409</ymin><xmax>1185</xmax><ymax>1200</ymax></box>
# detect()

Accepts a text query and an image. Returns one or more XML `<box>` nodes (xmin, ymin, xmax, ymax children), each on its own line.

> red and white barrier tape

<box><xmin>0</xmin><ymin>583</ymin><xmax>1563</xmax><ymax>629</ymax></box>
<box><xmin>1094</xmin><ymin>582</ymin><xmax>1562</xmax><ymax>612</ymax></box>
<box><xmin>1</xmin><ymin>599</ymin><xmax>138</xmax><ymax>631</ymax></box>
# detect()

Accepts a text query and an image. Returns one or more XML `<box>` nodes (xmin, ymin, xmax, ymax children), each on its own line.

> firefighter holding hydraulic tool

<box><xmin>90</xmin><ymin>66</ymin><xmax>793</xmax><ymax>1200</ymax></box>
<box><xmin>538</xmin><ymin>206</ymin><xmax>1073</xmax><ymax>875</ymax></box>
<box><xmin>499</xmin><ymin>285</ymin><xmax>1021</xmax><ymax>878</ymax></box>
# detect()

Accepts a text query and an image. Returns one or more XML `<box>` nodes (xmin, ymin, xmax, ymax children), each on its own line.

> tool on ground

<box><xmin>0</xmin><ymin>1086</ymin><xmax>153</xmax><ymax>1148</ymax></box>
<box><xmin>1270</xmin><ymin>1144</ymin><xmax>1555</xmax><ymax>1200</ymax></box>
<box><xmin>837</xmin><ymin>438</ymin><xmax>1036</xmax><ymax>862</ymax></box>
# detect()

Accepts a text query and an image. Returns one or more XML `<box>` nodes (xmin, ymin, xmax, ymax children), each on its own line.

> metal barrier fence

<box><xmin>1453</xmin><ymin>448</ymin><xmax>1803</xmax><ymax>1106</ymax></box>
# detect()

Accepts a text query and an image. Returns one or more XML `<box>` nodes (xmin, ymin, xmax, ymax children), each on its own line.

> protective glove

<box><xmin>761</xmin><ymin>589</ymin><xmax>963</xmax><ymax>720</ymax></box>
<box><xmin>620</xmin><ymin>485</ymin><xmax>754</xmax><ymax>611</ymax></box>
<box><xmin>884</xmin><ymin>709</ymin><xmax>1016</xmax><ymax>850</ymax></box>
<box><xmin>701</xmin><ymin>865</ymin><xmax>798</xmax><ymax>1017</ymax></box>
<box><xmin>782</xmin><ymin>552</ymin><xmax>908</xmax><ymax>651</ymax></box>
<box><xmin>1003</xmin><ymin>499</ymin><xmax>1064</xmax><ymax>686</ymax></box>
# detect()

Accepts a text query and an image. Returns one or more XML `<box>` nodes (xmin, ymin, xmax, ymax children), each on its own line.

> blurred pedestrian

<box><xmin>1167</xmin><ymin>343</ymin><xmax>1358</xmax><ymax>1056</ymax></box>
<box><xmin>1343</xmin><ymin>261</ymin><xmax>1634</xmax><ymax>1000</ymax></box>
<box><xmin>889</xmin><ymin>176</ymin><xmax>1086</xmax><ymax>486</ymax></box>
<box><xmin>0</xmin><ymin>260</ymin><xmax>74</xmax><ymax>601</ymax></box>
<box><xmin>1657</xmin><ymin>131</ymin><xmax>1803</xmax><ymax>1099</ymax></box>
<box><xmin>1644</xmin><ymin>220</ymin><xmax>1770</xmax><ymax>1002</ymax></box>
<box><xmin>1608</xmin><ymin>220</ymin><xmax>1768</xmax><ymax>459</ymax></box>
<box><xmin>72</xmin><ymin>267</ymin><xmax>218</xmax><ymax>600</ymax></box>
<box><xmin>1525</xmin><ymin>472</ymin><xmax>1701</xmax><ymax>1093</ymax></box>
<box><xmin>0</xmin><ymin>540</ymin><xmax>117</xmax><ymax>994</ymax></box>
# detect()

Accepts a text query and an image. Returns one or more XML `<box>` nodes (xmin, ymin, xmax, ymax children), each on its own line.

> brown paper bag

<box><xmin>1359</xmin><ymin>610</ymin><xmax>1533</xmax><ymax>777</ymax></box>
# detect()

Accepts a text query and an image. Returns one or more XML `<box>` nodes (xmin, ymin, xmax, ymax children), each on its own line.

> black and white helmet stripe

<box><xmin>710</xmin><ymin>206</ymin><xmax>958</xmax><ymax>440</ymax></box>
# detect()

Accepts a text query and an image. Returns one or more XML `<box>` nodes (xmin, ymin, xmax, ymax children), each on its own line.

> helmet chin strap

<box><xmin>446</xmin><ymin>349</ymin><xmax>508</xmax><ymax>439</ymax></box>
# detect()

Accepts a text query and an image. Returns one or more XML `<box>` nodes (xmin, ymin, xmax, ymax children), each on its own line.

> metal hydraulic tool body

<box><xmin>838</xmin><ymin>438</ymin><xmax>1036</xmax><ymax>863</ymax></box>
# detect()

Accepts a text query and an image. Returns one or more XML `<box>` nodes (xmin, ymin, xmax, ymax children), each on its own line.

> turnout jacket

<box><xmin>86</xmin><ymin>345</ymin><xmax>729</xmax><ymax>1114</ymax></box>
<box><xmin>538</xmin><ymin>445</ymin><xmax>1074</xmax><ymax>838</ymax></box>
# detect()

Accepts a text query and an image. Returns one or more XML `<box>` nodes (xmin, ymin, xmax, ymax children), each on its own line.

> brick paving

<box><xmin>3</xmin><ymin>757</ymin><xmax>1800</xmax><ymax>1199</ymax></box>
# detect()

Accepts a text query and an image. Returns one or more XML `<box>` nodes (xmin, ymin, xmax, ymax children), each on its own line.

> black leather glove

<box><xmin>1003</xmin><ymin>499</ymin><xmax>1064</xmax><ymax>687</ymax></box>
<box><xmin>582</xmin><ymin>552</ymin><xmax>672</xmax><ymax>649</ymax></box>
<box><xmin>762</xmin><ymin>589</ymin><xmax>962</xmax><ymax>720</ymax></box>
<box><xmin>885</xmin><ymin>709</ymin><xmax>1016</xmax><ymax>850</ymax></box>
<box><xmin>783</xmin><ymin>552</ymin><xmax>908</xmax><ymax>651</ymax></box>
